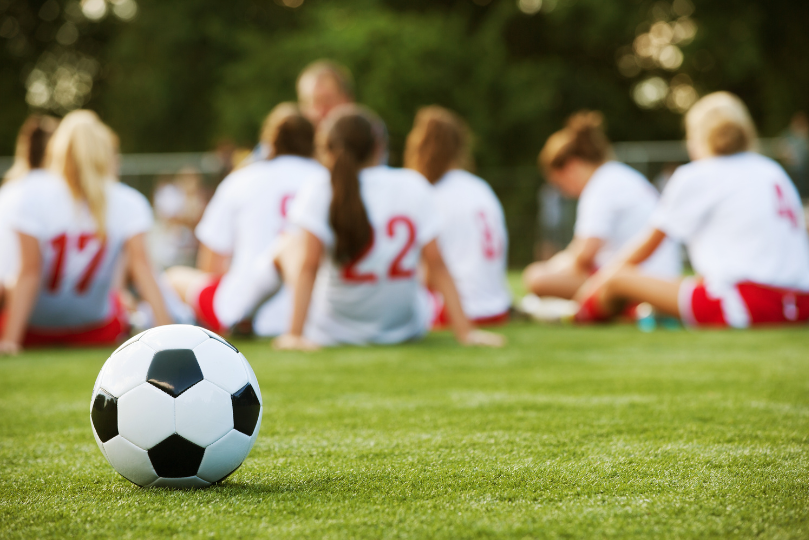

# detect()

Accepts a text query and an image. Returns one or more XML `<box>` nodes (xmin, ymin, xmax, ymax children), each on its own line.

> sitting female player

<box><xmin>404</xmin><ymin>106</ymin><xmax>511</xmax><ymax>326</ymax></box>
<box><xmin>166</xmin><ymin>103</ymin><xmax>325</xmax><ymax>336</ymax></box>
<box><xmin>522</xmin><ymin>111</ymin><xmax>681</xmax><ymax>301</ymax></box>
<box><xmin>575</xmin><ymin>92</ymin><xmax>809</xmax><ymax>327</ymax></box>
<box><xmin>0</xmin><ymin>115</ymin><xmax>59</xmax><ymax>306</ymax></box>
<box><xmin>0</xmin><ymin>111</ymin><xmax>171</xmax><ymax>355</ymax></box>
<box><xmin>269</xmin><ymin>105</ymin><xmax>506</xmax><ymax>350</ymax></box>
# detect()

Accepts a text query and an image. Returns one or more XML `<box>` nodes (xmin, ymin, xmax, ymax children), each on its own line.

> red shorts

<box><xmin>429</xmin><ymin>291</ymin><xmax>509</xmax><ymax>329</ymax></box>
<box><xmin>680</xmin><ymin>279</ymin><xmax>809</xmax><ymax>327</ymax></box>
<box><xmin>0</xmin><ymin>294</ymin><xmax>129</xmax><ymax>348</ymax></box>
<box><xmin>190</xmin><ymin>277</ymin><xmax>224</xmax><ymax>334</ymax></box>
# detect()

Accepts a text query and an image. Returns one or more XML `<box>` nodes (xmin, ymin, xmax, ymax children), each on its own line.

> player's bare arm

<box><xmin>273</xmin><ymin>230</ymin><xmax>322</xmax><ymax>352</ymax></box>
<box><xmin>422</xmin><ymin>239</ymin><xmax>505</xmax><ymax>348</ymax></box>
<box><xmin>0</xmin><ymin>232</ymin><xmax>42</xmax><ymax>354</ymax></box>
<box><xmin>126</xmin><ymin>233</ymin><xmax>173</xmax><ymax>326</ymax></box>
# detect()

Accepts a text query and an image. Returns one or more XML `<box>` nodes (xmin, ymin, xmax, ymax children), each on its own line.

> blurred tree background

<box><xmin>2</xmin><ymin>0</ymin><xmax>808</xmax><ymax>263</ymax></box>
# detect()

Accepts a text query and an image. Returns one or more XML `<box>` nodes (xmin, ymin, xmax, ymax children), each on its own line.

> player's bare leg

<box><xmin>519</xmin><ymin>256</ymin><xmax>588</xmax><ymax>321</ymax></box>
<box><xmin>164</xmin><ymin>266</ymin><xmax>215</xmax><ymax>307</ymax></box>
<box><xmin>591</xmin><ymin>267</ymin><xmax>682</xmax><ymax>319</ymax></box>
<box><xmin>523</xmin><ymin>261</ymin><xmax>589</xmax><ymax>299</ymax></box>
<box><xmin>523</xmin><ymin>250</ymin><xmax>590</xmax><ymax>300</ymax></box>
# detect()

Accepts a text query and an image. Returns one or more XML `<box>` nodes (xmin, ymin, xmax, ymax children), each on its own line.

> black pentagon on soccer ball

<box><xmin>232</xmin><ymin>383</ymin><xmax>261</xmax><ymax>436</ymax></box>
<box><xmin>91</xmin><ymin>389</ymin><xmax>118</xmax><ymax>443</ymax></box>
<box><xmin>147</xmin><ymin>349</ymin><xmax>203</xmax><ymax>397</ymax></box>
<box><xmin>148</xmin><ymin>434</ymin><xmax>205</xmax><ymax>478</ymax></box>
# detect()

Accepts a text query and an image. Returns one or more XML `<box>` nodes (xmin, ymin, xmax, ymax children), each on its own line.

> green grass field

<box><xmin>2</xmin><ymin>317</ymin><xmax>808</xmax><ymax>538</ymax></box>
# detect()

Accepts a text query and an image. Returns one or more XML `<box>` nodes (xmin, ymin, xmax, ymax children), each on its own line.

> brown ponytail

<box><xmin>539</xmin><ymin>111</ymin><xmax>611</xmax><ymax>172</ymax></box>
<box><xmin>3</xmin><ymin>115</ymin><xmax>59</xmax><ymax>183</ymax></box>
<box><xmin>321</xmin><ymin>109</ymin><xmax>375</xmax><ymax>264</ymax></box>
<box><xmin>404</xmin><ymin>106</ymin><xmax>472</xmax><ymax>184</ymax></box>
<box><xmin>260</xmin><ymin>102</ymin><xmax>315</xmax><ymax>158</ymax></box>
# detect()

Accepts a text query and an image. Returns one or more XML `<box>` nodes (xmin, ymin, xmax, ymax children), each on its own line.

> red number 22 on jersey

<box><xmin>342</xmin><ymin>216</ymin><xmax>417</xmax><ymax>283</ymax></box>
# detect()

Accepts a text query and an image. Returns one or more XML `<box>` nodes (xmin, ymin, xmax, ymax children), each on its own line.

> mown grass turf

<box><xmin>1</xmin><ymin>322</ymin><xmax>808</xmax><ymax>539</ymax></box>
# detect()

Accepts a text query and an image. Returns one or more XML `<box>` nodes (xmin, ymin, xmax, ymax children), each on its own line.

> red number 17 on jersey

<box><xmin>47</xmin><ymin>233</ymin><xmax>107</xmax><ymax>294</ymax></box>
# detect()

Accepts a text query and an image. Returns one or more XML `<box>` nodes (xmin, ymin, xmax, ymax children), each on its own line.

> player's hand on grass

<box><xmin>459</xmin><ymin>329</ymin><xmax>507</xmax><ymax>348</ymax></box>
<box><xmin>273</xmin><ymin>334</ymin><xmax>321</xmax><ymax>352</ymax></box>
<box><xmin>0</xmin><ymin>340</ymin><xmax>21</xmax><ymax>356</ymax></box>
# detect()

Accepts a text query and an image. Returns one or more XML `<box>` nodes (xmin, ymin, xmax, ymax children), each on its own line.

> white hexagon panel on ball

<box><xmin>117</xmin><ymin>383</ymin><xmax>175</xmax><ymax>450</ymax></box>
<box><xmin>193</xmin><ymin>338</ymin><xmax>248</xmax><ymax>394</ymax></box>
<box><xmin>103</xmin><ymin>436</ymin><xmax>159</xmax><ymax>487</ymax></box>
<box><xmin>139</xmin><ymin>324</ymin><xmax>209</xmax><ymax>351</ymax></box>
<box><xmin>99</xmin><ymin>342</ymin><xmax>156</xmax><ymax>398</ymax></box>
<box><xmin>175</xmin><ymin>380</ymin><xmax>234</xmax><ymax>447</ymax></box>
<box><xmin>196</xmin><ymin>429</ymin><xmax>254</xmax><ymax>483</ymax></box>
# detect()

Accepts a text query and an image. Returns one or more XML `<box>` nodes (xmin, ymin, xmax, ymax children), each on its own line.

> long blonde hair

<box><xmin>686</xmin><ymin>92</ymin><xmax>757</xmax><ymax>158</ymax></box>
<box><xmin>47</xmin><ymin>110</ymin><xmax>116</xmax><ymax>238</ymax></box>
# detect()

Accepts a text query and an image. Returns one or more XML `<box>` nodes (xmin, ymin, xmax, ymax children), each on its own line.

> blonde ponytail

<box><xmin>47</xmin><ymin>110</ymin><xmax>116</xmax><ymax>238</ymax></box>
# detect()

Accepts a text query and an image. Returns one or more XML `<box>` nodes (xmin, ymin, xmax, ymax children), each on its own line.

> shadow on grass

<box><xmin>136</xmin><ymin>476</ymin><xmax>345</xmax><ymax>497</ymax></box>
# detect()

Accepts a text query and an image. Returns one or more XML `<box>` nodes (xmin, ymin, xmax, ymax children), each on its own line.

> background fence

<box><xmin>0</xmin><ymin>139</ymin><xmax>784</xmax><ymax>268</ymax></box>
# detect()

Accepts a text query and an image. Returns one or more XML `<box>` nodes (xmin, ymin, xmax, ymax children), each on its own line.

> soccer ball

<box><xmin>90</xmin><ymin>325</ymin><xmax>262</xmax><ymax>488</ymax></box>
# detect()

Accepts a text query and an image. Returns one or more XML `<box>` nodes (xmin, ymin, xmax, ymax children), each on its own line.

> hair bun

<box><xmin>539</xmin><ymin>110</ymin><xmax>611</xmax><ymax>170</ymax></box>
<box><xmin>708</xmin><ymin>121</ymin><xmax>749</xmax><ymax>156</ymax></box>
<box><xmin>566</xmin><ymin>111</ymin><xmax>604</xmax><ymax>133</ymax></box>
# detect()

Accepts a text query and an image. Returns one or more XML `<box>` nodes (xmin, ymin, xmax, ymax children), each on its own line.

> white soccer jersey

<box><xmin>195</xmin><ymin>156</ymin><xmax>326</xmax><ymax>335</ymax></box>
<box><xmin>651</xmin><ymin>152</ymin><xmax>809</xmax><ymax>293</ymax></box>
<box><xmin>7</xmin><ymin>173</ymin><xmax>153</xmax><ymax>329</ymax></box>
<box><xmin>0</xmin><ymin>223</ymin><xmax>14</xmax><ymax>286</ymax></box>
<box><xmin>0</xmin><ymin>176</ymin><xmax>27</xmax><ymax>286</ymax></box>
<box><xmin>289</xmin><ymin>166</ymin><xmax>440</xmax><ymax>345</ymax></box>
<box><xmin>575</xmin><ymin>161</ymin><xmax>681</xmax><ymax>278</ymax></box>
<box><xmin>433</xmin><ymin>169</ymin><xmax>511</xmax><ymax>319</ymax></box>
